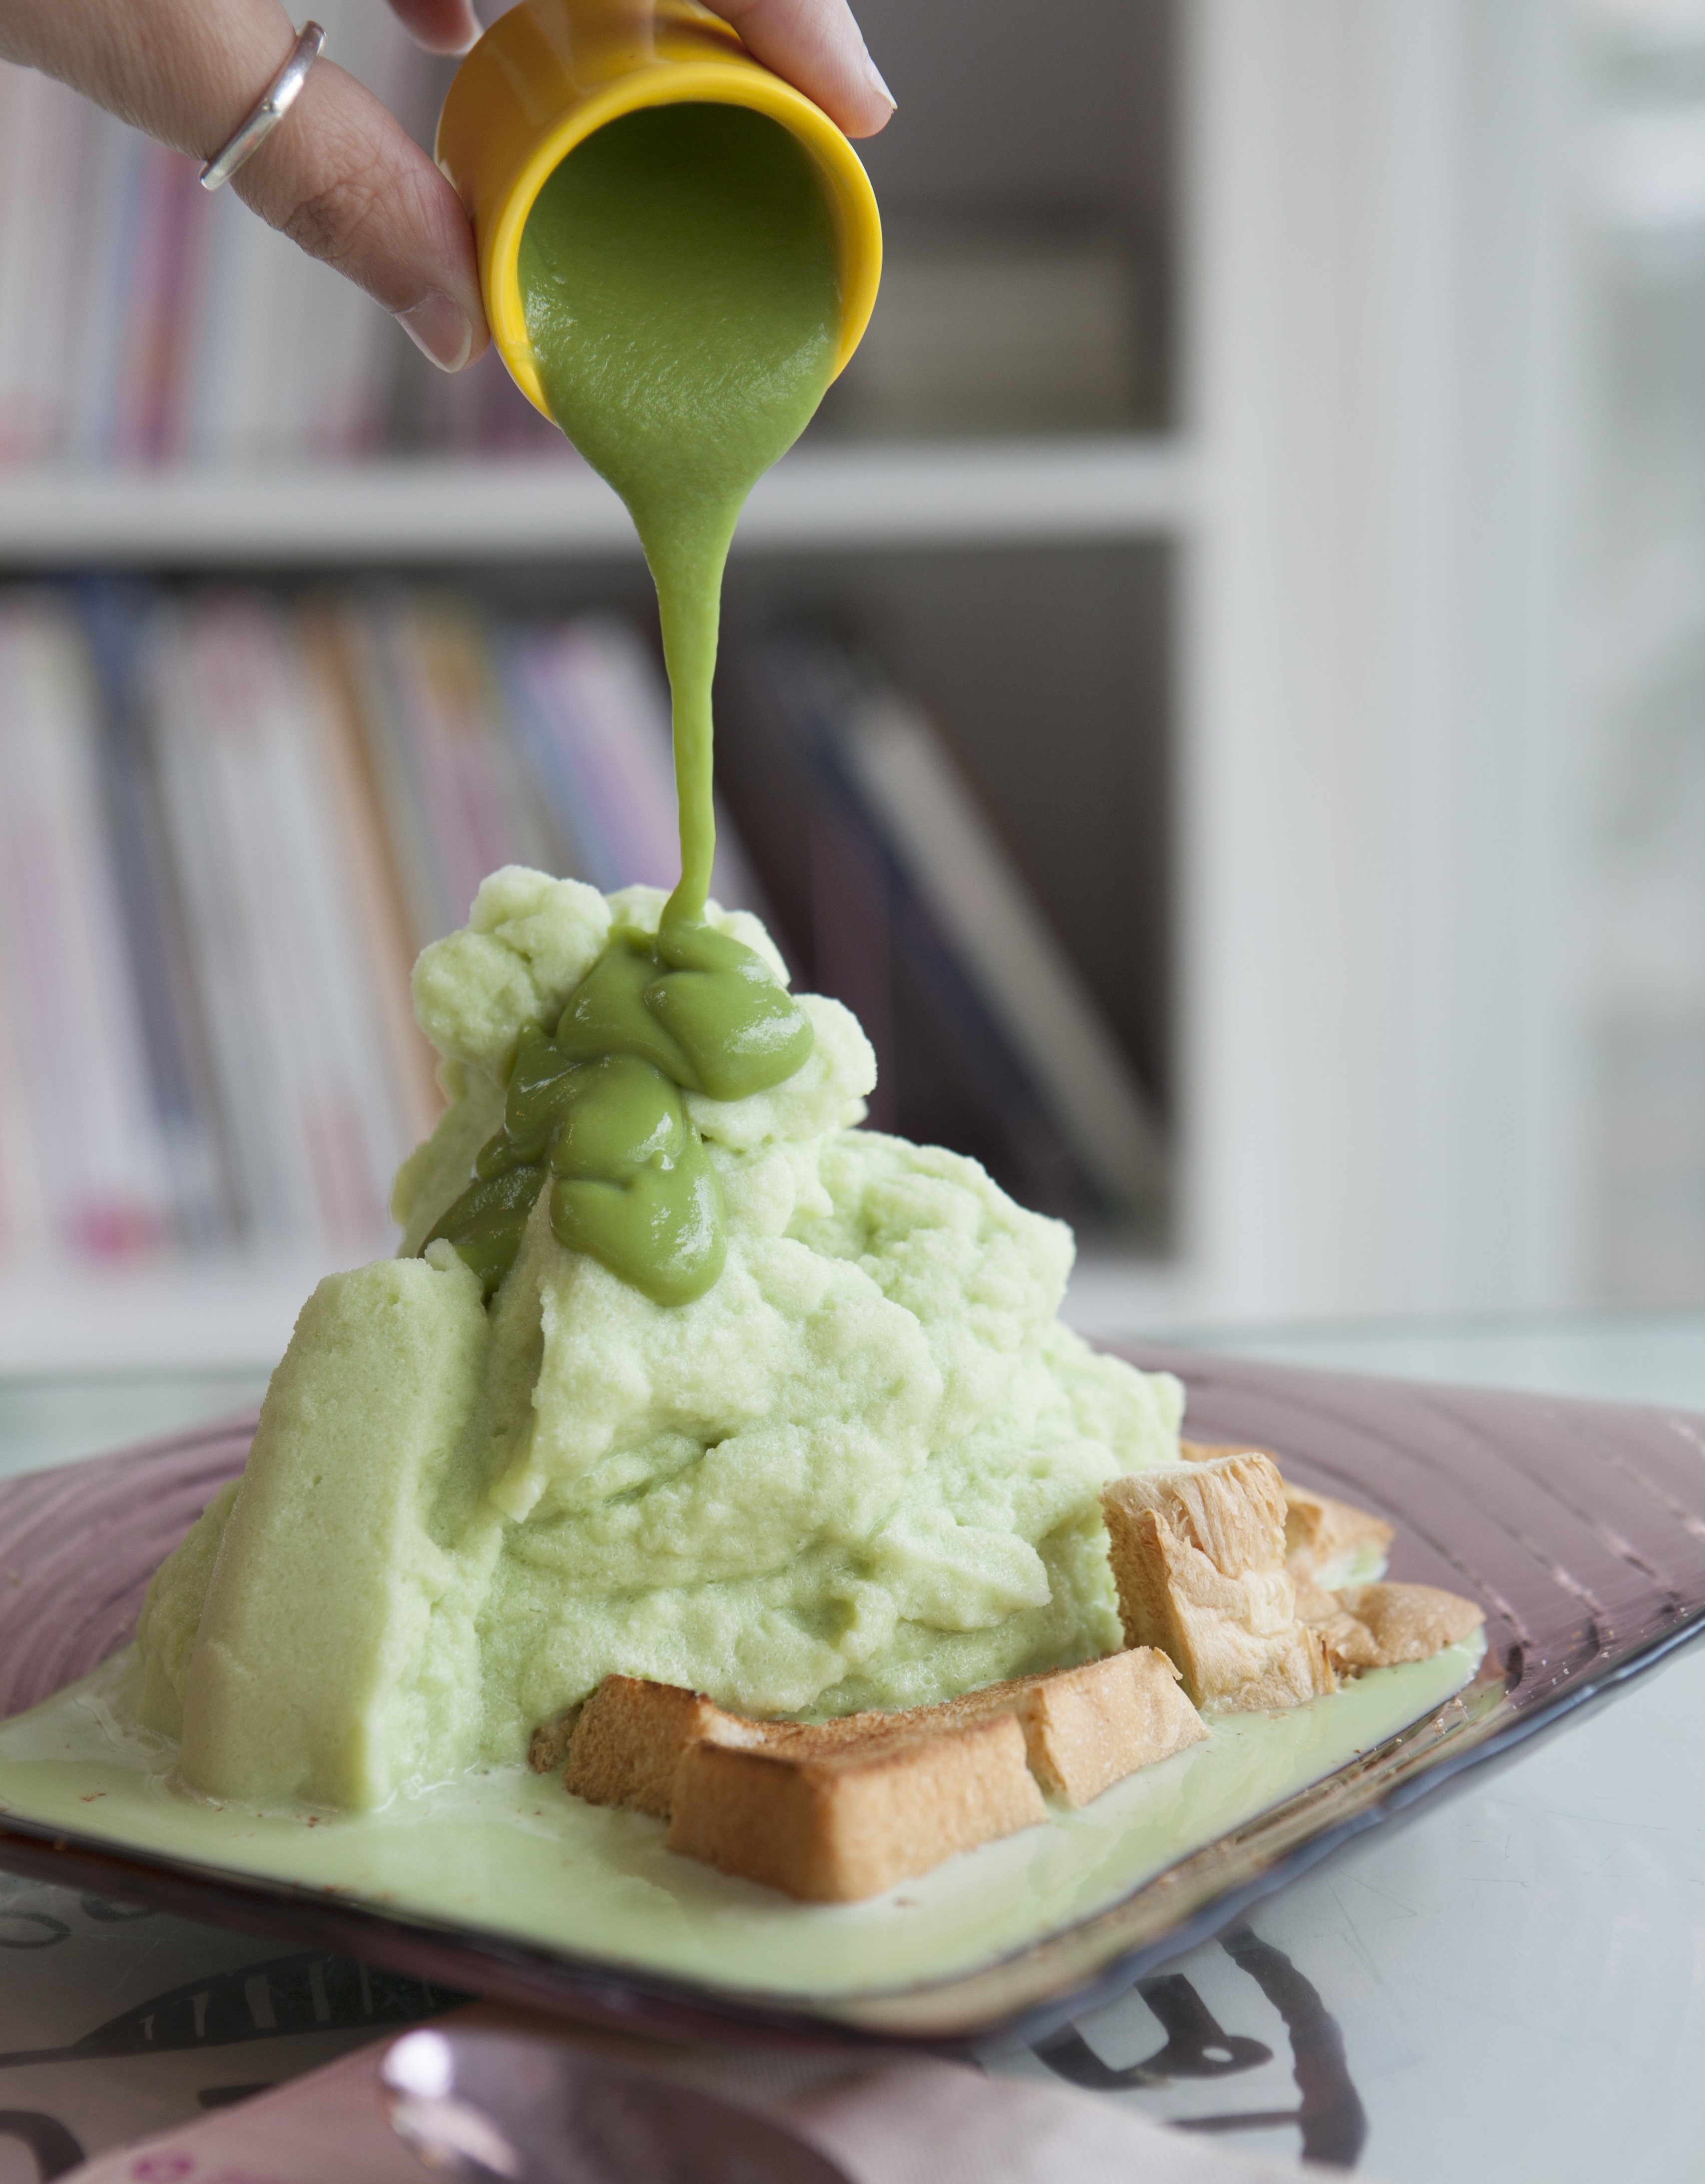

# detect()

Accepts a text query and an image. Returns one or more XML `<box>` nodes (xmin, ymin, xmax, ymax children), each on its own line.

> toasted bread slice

<box><xmin>527</xmin><ymin>1706</ymin><xmax>583</xmax><ymax>1776</ymax></box>
<box><xmin>565</xmin><ymin>1674</ymin><xmax>769</xmax><ymax>1819</ymax></box>
<box><xmin>560</xmin><ymin>1644</ymin><xmax>1207</xmax><ymax>1833</ymax></box>
<box><xmin>1181</xmin><ymin>1439</ymin><xmax>1395</xmax><ymax>1590</ymax></box>
<box><xmin>836</xmin><ymin>1647</ymin><xmax>1207</xmax><ymax>1809</ymax></box>
<box><xmin>1102</xmin><ymin>1455</ymin><xmax>1336</xmax><ymax>1710</ymax></box>
<box><xmin>667</xmin><ymin>1713</ymin><xmax>1047</xmax><ymax>1902</ymax></box>
<box><xmin>1132</xmin><ymin>1448</ymin><xmax>1292</xmax><ymax>1575</ymax></box>
<box><xmin>970</xmin><ymin>1648</ymin><xmax>1207</xmax><ymax>1805</ymax></box>
<box><xmin>1282</xmin><ymin>1484</ymin><xmax>1395</xmax><ymax>1589</ymax></box>
<box><xmin>1301</xmin><ymin>1580</ymin><xmax>1485</xmax><ymax>1670</ymax></box>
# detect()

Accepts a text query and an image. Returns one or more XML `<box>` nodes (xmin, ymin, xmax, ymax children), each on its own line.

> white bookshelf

<box><xmin>0</xmin><ymin>1262</ymin><xmax>330</xmax><ymax>1376</ymax></box>
<box><xmin>0</xmin><ymin>1244</ymin><xmax>1214</xmax><ymax>1378</ymax></box>
<box><xmin>0</xmin><ymin>412</ymin><xmax>1202</xmax><ymax>1373</ymax></box>
<box><xmin>0</xmin><ymin>437</ymin><xmax>1194</xmax><ymax>566</ymax></box>
<box><xmin>3</xmin><ymin>0</ymin><xmax>1649</xmax><ymax>1376</ymax></box>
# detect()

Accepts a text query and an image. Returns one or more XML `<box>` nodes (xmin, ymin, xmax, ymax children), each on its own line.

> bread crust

<box><xmin>667</xmin><ymin>1714</ymin><xmax>1047</xmax><ymax>1902</ymax></box>
<box><xmin>989</xmin><ymin>1648</ymin><xmax>1207</xmax><ymax>1806</ymax></box>
<box><xmin>1102</xmin><ymin>1456</ymin><xmax>1336</xmax><ymax>1710</ymax></box>
<box><xmin>552</xmin><ymin>1646</ymin><xmax>1209</xmax><ymax>1899</ymax></box>
<box><xmin>1180</xmin><ymin>1439</ymin><xmax>1396</xmax><ymax>1589</ymax></box>
<box><xmin>1300</xmin><ymin>1579</ymin><xmax>1485</xmax><ymax>1670</ymax></box>
<box><xmin>565</xmin><ymin>1674</ymin><xmax>768</xmax><ymax>1818</ymax></box>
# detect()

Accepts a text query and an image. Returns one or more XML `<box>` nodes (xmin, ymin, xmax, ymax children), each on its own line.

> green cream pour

<box><xmin>423</xmin><ymin>923</ymin><xmax>813</xmax><ymax>1303</ymax></box>
<box><xmin>426</xmin><ymin>101</ymin><xmax>841</xmax><ymax>1305</ymax></box>
<box><xmin>0</xmin><ymin>1639</ymin><xmax>1483</xmax><ymax>2001</ymax></box>
<box><xmin>33</xmin><ymin>106</ymin><xmax>1495</xmax><ymax>1953</ymax></box>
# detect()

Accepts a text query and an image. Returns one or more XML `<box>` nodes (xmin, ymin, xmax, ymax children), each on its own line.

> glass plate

<box><xmin>1</xmin><ymin>1348</ymin><xmax>1702</xmax><ymax>2049</ymax></box>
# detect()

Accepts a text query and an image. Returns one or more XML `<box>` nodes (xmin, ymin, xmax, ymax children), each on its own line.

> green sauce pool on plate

<box><xmin>0</xmin><ymin>1637</ymin><xmax>1485</xmax><ymax>2001</ymax></box>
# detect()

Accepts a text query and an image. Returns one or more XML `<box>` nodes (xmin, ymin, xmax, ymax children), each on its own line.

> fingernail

<box><xmin>862</xmin><ymin>51</ymin><xmax>896</xmax><ymax>111</ymax></box>
<box><xmin>396</xmin><ymin>287</ymin><xmax>474</xmax><ymax>373</ymax></box>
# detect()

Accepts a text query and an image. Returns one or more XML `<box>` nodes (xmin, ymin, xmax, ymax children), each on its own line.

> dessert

<box><xmin>125</xmin><ymin>863</ymin><xmax>1479</xmax><ymax>1880</ymax></box>
<box><xmin>0</xmin><ymin>39</ymin><xmax>1488</xmax><ymax>1972</ymax></box>
<box><xmin>131</xmin><ymin>870</ymin><xmax>1194</xmax><ymax>1813</ymax></box>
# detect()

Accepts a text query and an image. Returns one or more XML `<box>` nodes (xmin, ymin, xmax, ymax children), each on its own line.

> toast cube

<box><xmin>666</xmin><ymin>1712</ymin><xmax>1047</xmax><ymax>1902</ymax></box>
<box><xmin>564</xmin><ymin>1673</ymin><xmax>767</xmax><ymax>1819</ymax></box>
<box><xmin>1102</xmin><ymin>1456</ymin><xmax>1335</xmax><ymax>1711</ymax></box>
<box><xmin>1282</xmin><ymin>1484</ymin><xmax>1395</xmax><ymax>1589</ymax></box>
<box><xmin>527</xmin><ymin>1706</ymin><xmax>583</xmax><ymax>1775</ymax></box>
<box><xmin>1180</xmin><ymin>1440</ymin><xmax>1395</xmax><ymax>1590</ymax></box>
<box><xmin>1117</xmin><ymin>1450</ymin><xmax>1292</xmax><ymax>1577</ymax></box>
<box><xmin>999</xmin><ymin>1647</ymin><xmax>1207</xmax><ymax>1806</ymax></box>
<box><xmin>1311</xmin><ymin>1580</ymin><xmax>1485</xmax><ymax>1670</ymax></box>
<box><xmin>908</xmin><ymin>1650</ymin><xmax>1206</xmax><ymax>1805</ymax></box>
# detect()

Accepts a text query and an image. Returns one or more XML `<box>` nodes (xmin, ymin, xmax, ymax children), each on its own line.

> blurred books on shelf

<box><xmin>815</xmin><ymin>219</ymin><xmax>1155</xmax><ymax>440</ymax></box>
<box><xmin>718</xmin><ymin>628</ymin><xmax>1166</xmax><ymax>1230</ymax></box>
<box><xmin>0</xmin><ymin>23</ymin><xmax>561</xmax><ymax>467</ymax></box>
<box><xmin>0</xmin><ymin>583</ymin><xmax>759</xmax><ymax>1273</ymax></box>
<box><xmin>0</xmin><ymin>590</ymin><xmax>1165</xmax><ymax>1282</ymax></box>
<box><xmin>1</xmin><ymin>46</ymin><xmax>1162</xmax><ymax>469</ymax></box>
<box><xmin>0</xmin><ymin>595</ymin><xmax>173</xmax><ymax>1260</ymax></box>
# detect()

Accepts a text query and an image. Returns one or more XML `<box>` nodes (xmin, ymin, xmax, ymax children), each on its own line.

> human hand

<box><xmin>0</xmin><ymin>0</ymin><xmax>894</xmax><ymax>374</ymax></box>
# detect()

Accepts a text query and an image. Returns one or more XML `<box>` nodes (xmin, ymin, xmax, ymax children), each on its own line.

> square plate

<box><xmin>1</xmin><ymin>1347</ymin><xmax>1702</xmax><ymax>2049</ymax></box>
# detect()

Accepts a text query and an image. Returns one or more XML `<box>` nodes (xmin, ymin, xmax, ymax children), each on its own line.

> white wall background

<box><xmin>1172</xmin><ymin>0</ymin><xmax>1590</xmax><ymax>1324</ymax></box>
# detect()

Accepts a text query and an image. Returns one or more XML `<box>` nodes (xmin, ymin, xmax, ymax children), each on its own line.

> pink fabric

<box><xmin>62</xmin><ymin>2006</ymin><xmax>1350</xmax><ymax>2184</ymax></box>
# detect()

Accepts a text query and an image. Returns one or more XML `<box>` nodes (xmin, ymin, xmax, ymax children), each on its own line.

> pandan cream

<box><xmin>136</xmin><ymin>874</ymin><xmax>1185</xmax><ymax>1810</ymax></box>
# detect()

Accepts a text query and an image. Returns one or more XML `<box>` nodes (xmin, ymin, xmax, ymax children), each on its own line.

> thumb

<box><xmin>703</xmin><ymin>0</ymin><xmax>895</xmax><ymax>139</ymax></box>
<box><xmin>235</xmin><ymin>54</ymin><xmax>489</xmax><ymax>371</ymax></box>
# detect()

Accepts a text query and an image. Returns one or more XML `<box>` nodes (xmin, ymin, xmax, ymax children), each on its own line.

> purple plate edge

<box><xmin>4</xmin><ymin>1357</ymin><xmax>1705</xmax><ymax>2047</ymax></box>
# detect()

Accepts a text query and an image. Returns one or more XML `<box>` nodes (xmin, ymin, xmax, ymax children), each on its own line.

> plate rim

<box><xmin>4</xmin><ymin>1359</ymin><xmax>1704</xmax><ymax>2047</ymax></box>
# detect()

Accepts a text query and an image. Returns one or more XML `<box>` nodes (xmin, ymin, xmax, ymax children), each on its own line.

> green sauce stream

<box><xmin>425</xmin><ymin>101</ymin><xmax>843</xmax><ymax>1304</ymax></box>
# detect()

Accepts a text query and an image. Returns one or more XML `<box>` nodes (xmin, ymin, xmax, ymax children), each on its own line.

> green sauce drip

<box><xmin>426</xmin><ymin>924</ymin><xmax>812</xmax><ymax>1304</ymax></box>
<box><xmin>425</xmin><ymin>100</ymin><xmax>843</xmax><ymax>1304</ymax></box>
<box><xmin>518</xmin><ymin>101</ymin><xmax>840</xmax><ymax>925</ymax></box>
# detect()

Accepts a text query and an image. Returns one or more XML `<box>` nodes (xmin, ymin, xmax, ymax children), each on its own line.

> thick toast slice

<box><xmin>1298</xmin><ymin>1579</ymin><xmax>1485</xmax><ymax>1671</ymax></box>
<box><xmin>561</xmin><ymin>1676</ymin><xmax>770</xmax><ymax>1818</ymax></box>
<box><xmin>1102</xmin><ymin>1454</ymin><xmax>1337</xmax><ymax>1710</ymax></box>
<box><xmin>975</xmin><ymin>1647</ymin><xmax>1207</xmax><ymax>1806</ymax></box>
<box><xmin>667</xmin><ymin>1713</ymin><xmax>1047</xmax><ymax>1902</ymax></box>
<box><xmin>1181</xmin><ymin>1439</ymin><xmax>1396</xmax><ymax>1588</ymax></box>
<box><xmin>1114</xmin><ymin>1451</ymin><xmax>1480</xmax><ymax>1705</ymax></box>
<box><xmin>551</xmin><ymin>1646</ymin><xmax>1206</xmax><ymax>1900</ymax></box>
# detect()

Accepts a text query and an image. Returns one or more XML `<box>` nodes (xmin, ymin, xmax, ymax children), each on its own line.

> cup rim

<box><xmin>444</xmin><ymin>24</ymin><xmax>883</xmax><ymax>421</ymax></box>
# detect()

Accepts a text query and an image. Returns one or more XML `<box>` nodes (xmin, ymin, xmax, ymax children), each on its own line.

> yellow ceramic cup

<box><xmin>436</xmin><ymin>0</ymin><xmax>883</xmax><ymax>422</ymax></box>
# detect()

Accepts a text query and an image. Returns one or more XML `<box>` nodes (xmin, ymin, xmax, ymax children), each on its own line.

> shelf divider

<box><xmin>0</xmin><ymin>436</ymin><xmax>1195</xmax><ymax>566</ymax></box>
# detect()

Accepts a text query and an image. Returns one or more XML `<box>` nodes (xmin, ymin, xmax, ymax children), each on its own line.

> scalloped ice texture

<box><xmin>136</xmin><ymin>871</ymin><xmax>1185</xmax><ymax>1812</ymax></box>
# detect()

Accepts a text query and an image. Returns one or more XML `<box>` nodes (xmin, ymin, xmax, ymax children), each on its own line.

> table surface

<box><xmin>2</xmin><ymin>1308</ymin><xmax>1702</xmax><ymax>2182</ymax></box>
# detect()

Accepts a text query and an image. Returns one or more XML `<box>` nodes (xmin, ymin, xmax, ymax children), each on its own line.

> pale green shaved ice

<box><xmin>133</xmin><ymin>1479</ymin><xmax>239</xmax><ymax>1739</ymax></box>
<box><xmin>411</xmin><ymin>867</ymin><xmax>611</xmax><ymax>1079</ymax></box>
<box><xmin>162</xmin><ymin>1253</ymin><xmax>496</xmax><ymax>1808</ymax></box>
<box><xmin>140</xmin><ymin>876</ymin><xmax>1185</xmax><ymax>1810</ymax></box>
<box><xmin>391</xmin><ymin>1071</ymin><xmax>506</xmax><ymax>1255</ymax></box>
<box><xmin>410</xmin><ymin>869</ymin><xmax>789</xmax><ymax>1084</ymax></box>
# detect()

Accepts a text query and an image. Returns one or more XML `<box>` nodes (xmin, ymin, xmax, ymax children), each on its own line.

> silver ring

<box><xmin>200</xmin><ymin>21</ymin><xmax>326</xmax><ymax>191</ymax></box>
